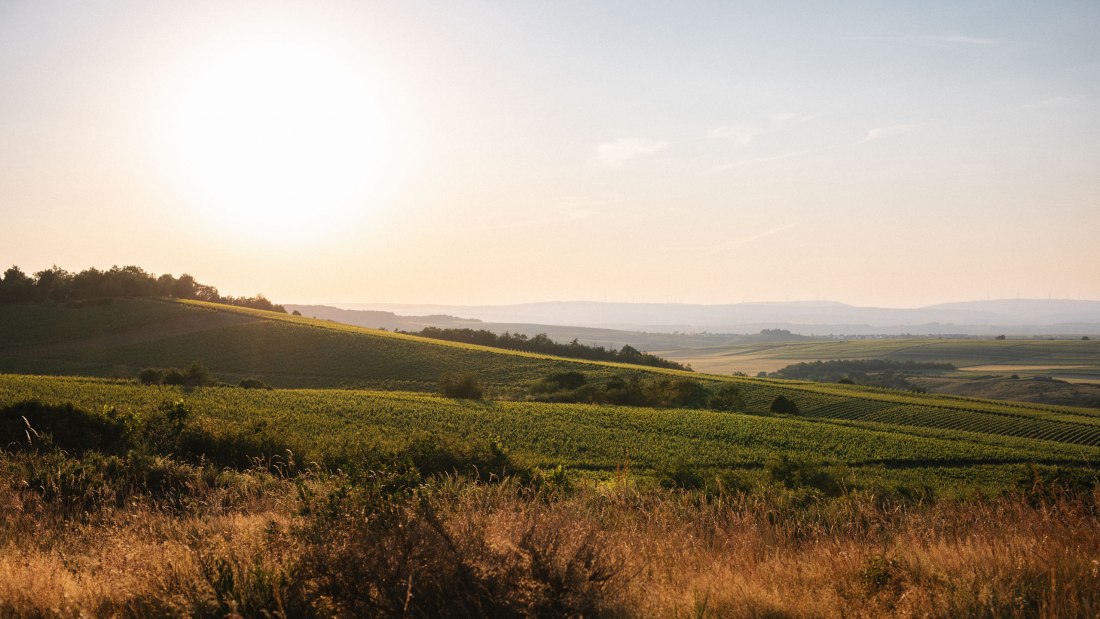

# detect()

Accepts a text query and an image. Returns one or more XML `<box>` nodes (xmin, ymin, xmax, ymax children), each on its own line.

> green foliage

<box><xmin>766</xmin><ymin>455</ymin><xmax>844</xmax><ymax>496</ymax></box>
<box><xmin>407</xmin><ymin>326</ymin><xmax>691</xmax><ymax>370</ymax></box>
<box><xmin>0</xmin><ymin>263</ymin><xmax>286</xmax><ymax>312</ymax></box>
<box><xmin>770</xmin><ymin>395</ymin><xmax>800</xmax><ymax>414</ymax></box>
<box><xmin>4</xmin><ymin>374</ymin><xmax>1099</xmax><ymax>497</ymax></box>
<box><xmin>529</xmin><ymin>372</ymin><xmax>744</xmax><ymax>412</ymax></box>
<box><xmin>440</xmin><ymin>372</ymin><xmax>484</xmax><ymax>399</ymax></box>
<box><xmin>138</xmin><ymin>362</ymin><xmax>215</xmax><ymax>387</ymax></box>
<box><xmin>0</xmin><ymin>400</ymin><xmax>129</xmax><ymax>454</ymax></box>
<box><xmin>658</xmin><ymin>460</ymin><xmax>706</xmax><ymax>490</ymax></box>
<box><xmin>238</xmin><ymin>378</ymin><xmax>270</xmax><ymax>389</ymax></box>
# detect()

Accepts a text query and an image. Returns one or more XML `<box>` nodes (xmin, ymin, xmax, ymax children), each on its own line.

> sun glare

<box><xmin>172</xmin><ymin>40</ymin><xmax>388</xmax><ymax>241</ymax></box>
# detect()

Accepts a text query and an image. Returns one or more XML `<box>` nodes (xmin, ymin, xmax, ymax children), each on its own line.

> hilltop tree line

<box><xmin>771</xmin><ymin>359</ymin><xmax>955</xmax><ymax>392</ymax></box>
<box><xmin>0</xmin><ymin>264</ymin><xmax>286</xmax><ymax>313</ymax></box>
<box><xmin>404</xmin><ymin>326</ymin><xmax>691</xmax><ymax>371</ymax></box>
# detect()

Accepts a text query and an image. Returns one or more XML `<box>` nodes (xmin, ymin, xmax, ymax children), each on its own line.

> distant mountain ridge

<box><xmin>319</xmin><ymin>299</ymin><xmax>1100</xmax><ymax>336</ymax></box>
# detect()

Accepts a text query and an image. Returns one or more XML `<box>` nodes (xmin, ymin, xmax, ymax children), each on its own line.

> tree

<box><xmin>33</xmin><ymin>266</ymin><xmax>73</xmax><ymax>302</ymax></box>
<box><xmin>769</xmin><ymin>395</ymin><xmax>800</xmax><ymax>414</ymax></box>
<box><xmin>0</xmin><ymin>266</ymin><xmax>34</xmax><ymax>302</ymax></box>
<box><xmin>172</xmin><ymin>274</ymin><xmax>198</xmax><ymax>299</ymax></box>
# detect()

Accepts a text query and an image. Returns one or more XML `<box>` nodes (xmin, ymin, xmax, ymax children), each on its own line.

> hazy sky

<box><xmin>2</xmin><ymin>1</ymin><xmax>1098</xmax><ymax>307</ymax></box>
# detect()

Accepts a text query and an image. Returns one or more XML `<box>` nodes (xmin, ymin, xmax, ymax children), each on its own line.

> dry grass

<box><xmin>1</xmin><ymin>464</ymin><xmax>1098</xmax><ymax>618</ymax></box>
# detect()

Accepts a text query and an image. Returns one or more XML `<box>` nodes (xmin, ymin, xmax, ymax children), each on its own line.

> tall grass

<box><xmin>2</xmin><ymin>456</ymin><xmax>1098</xmax><ymax>617</ymax></box>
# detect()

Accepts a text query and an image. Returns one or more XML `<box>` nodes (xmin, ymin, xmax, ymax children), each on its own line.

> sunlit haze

<box><xmin>2</xmin><ymin>1</ymin><xmax>1097</xmax><ymax>307</ymax></box>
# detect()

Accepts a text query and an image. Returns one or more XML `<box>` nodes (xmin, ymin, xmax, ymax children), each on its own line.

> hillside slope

<box><xmin>2</xmin><ymin>298</ymin><xmax>1100</xmax><ymax>451</ymax></box>
<box><xmin>0</xmin><ymin>299</ymin><xmax>629</xmax><ymax>390</ymax></box>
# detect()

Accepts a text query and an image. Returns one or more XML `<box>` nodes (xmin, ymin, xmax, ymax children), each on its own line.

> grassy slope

<box><xmin>3</xmin><ymin>374</ymin><xmax>1098</xmax><ymax>493</ymax></box>
<box><xmin>2</xmin><ymin>299</ymin><xmax>1100</xmax><ymax>450</ymax></box>
<box><xmin>0</xmin><ymin>299</ymin><xmax>641</xmax><ymax>390</ymax></box>
<box><xmin>662</xmin><ymin>337</ymin><xmax>1100</xmax><ymax>376</ymax></box>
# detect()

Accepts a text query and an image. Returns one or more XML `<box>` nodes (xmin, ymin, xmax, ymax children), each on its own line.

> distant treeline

<box><xmin>772</xmin><ymin>359</ymin><xmax>955</xmax><ymax>392</ymax></box>
<box><xmin>773</xmin><ymin>359</ymin><xmax>955</xmax><ymax>381</ymax></box>
<box><xmin>404</xmin><ymin>327</ymin><xmax>691</xmax><ymax>371</ymax></box>
<box><xmin>0</xmin><ymin>264</ymin><xmax>286</xmax><ymax>313</ymax></box>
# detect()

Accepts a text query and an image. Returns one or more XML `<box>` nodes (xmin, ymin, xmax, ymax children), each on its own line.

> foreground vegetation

<box><xmin>4</xmin><ymin>374</ymin><xmax>1099</xmax><ymax>494</ymax></box>
<box><xmin>2</xmin><ymin>393</ymin><xmax>1098</xmax><ymax>617</ymax></box>
<box><xmin>3</xmin><ymin>295</ymin><xmax>1100</xmax><ymax>615</ymax></box>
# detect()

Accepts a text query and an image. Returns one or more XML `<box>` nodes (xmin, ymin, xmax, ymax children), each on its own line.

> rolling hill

<box><xmin>3</xmin><ymin>297</ymin><xmax>1100</xmax><ymax>480</ymax></box>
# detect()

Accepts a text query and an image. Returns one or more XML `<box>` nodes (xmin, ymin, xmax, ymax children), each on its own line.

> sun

<box><xmin>171</xmin><ymin>39</ymin><xmax>388</xmax><ymax>241</ymax></box>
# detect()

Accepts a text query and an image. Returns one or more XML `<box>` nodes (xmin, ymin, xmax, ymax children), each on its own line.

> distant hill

<box><xmin>333</xmin><ymin>299</ymin><xmax>1100</xmax><ymax>335</ymax></box>
<box><xmin>0</xmin><ymin>299</ymin><xmax>636</xmax><ymax>390</ymax></box>
<box><xmin>4</xmin><ymin>297</ymin><xmax>1100</xmax><ymax>452</ymax></box>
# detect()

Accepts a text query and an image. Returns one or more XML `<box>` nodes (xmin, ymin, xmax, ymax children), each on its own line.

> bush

<box><xmin>658</xmin><ymin>461</ymin><xmax>706</xmax><ymax>490</ymax></box>
<box><xmin>707</xmin><ymin>384</ymin><xmax>746</xmax><ymax>411</ymax></box>
<box><xmin>136</xmin><ymin>362</ymin><xmax>214</xmax><ymax>387</ymax></box>
<box><xmin>0</xmin><ymin>400</ymin><xmax>129</xmax><ymax>455</ymax></box>
<box><xmin>440</xmin><ymin>372</ymin><xmax>484</xmax><ymax>399</ymax></box>
<box><xmin>138</xmin><ymin>368</ymin><xmax>165</xmax><ymax>385</ymax></box>
<box><xmin>769</xmin><ymin>395</ymin><xmax>800</xmax><ymax>414</ymax></box>
<box><xmin>238</xmin><ymin>378</ymin><xmax>270</xmax><ymax>389</ymax></box>
<box><xmin>766</xmin><ymin>455</ymin><xmax>843</xmax><ymax>496</ymax></box>
<box><xmin>296</xmin><ymin>473</ymin><xmax>623</xmax><ymax>617</ymax></box>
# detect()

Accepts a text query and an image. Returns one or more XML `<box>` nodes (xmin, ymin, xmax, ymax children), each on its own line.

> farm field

<box><xmin>0</xmin><ymin>299</ymin><xmax>640</xmax><ymax>390</ymax></box>
<box><xmin>3</xmin><ymin>373</ymin><xmax>1099</xmax><ymax>494</ymax></box>
<box><xmin>3</xmin><ymin>302</ymin><xmax>1100</xmax><ymax>615</ymax></box>
<box><xmin>661</xmin><ymin>337</ymin><xmax>1100</xmax><ymax>408</ymax></box>
<box><xmin>659</xmin><ymin>337</ymin><xmax>1100</xmax><ymax>377</ymax></box>
<box><xmin>4</xmin><ymin>299</ymin><xmax>1100</xmax><ymax>453</ymax></box>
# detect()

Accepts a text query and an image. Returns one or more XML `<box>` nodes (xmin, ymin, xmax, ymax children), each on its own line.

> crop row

<box><xmin>4</xmin><ymin>375</ymin><xmax>1098</xmax><ymax>478</ymax></box>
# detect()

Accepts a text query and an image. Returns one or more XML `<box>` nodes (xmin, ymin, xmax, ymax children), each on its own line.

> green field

<box><xmin>0</xmin><ymin>299</ymin><xmax>639</xmax><ymax>390</ymax></box>
<box><xmin>4</xmin><ymin>299</ymin><xmax>1100</xmax><ymax>615</ymax></box>
<box><xmin>662</xmin><ymin>337</ymin><xmax>1100</xmax><ymax>383</ymax></box>
<box><xmin>4</xmin><ymin>373</ymin><xmax>1099</xmax><ymax>494</ymax></box>
<box><xmin>3</xmin><ymin>298</ymin><xmax>1100</xmax><ymax>493</ymax></box>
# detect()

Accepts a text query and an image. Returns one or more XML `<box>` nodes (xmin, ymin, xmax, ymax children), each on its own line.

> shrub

<box><xmin>707</xmin><ymin>384</ymin><xmax>746</xmax><ymax>411</ymax></box>
<box><xmin>0</xmin><ymin>400</ymin><xmax>129</xmax><ymax>455</ymax></box>
<box><xmin>238</xmin><ymin>378</ymin><xmax>270</xmax><ymax>389</ymax></box>
<box><xmin>769</xmin><ymin>395</ymin><xmax>800</xmax><ymax>414</ymax></box>
<box><xmin>658</xmin><ymin>461</ymin><xmax>706</xmax><ymax>490</ymax></box>
<box><xmin>766</xmin><ymin>455</ymin><xmax>843</xmax><ymax>496</ymax></box>
<box><xmin>183</xmin><ymin>361</ymin><xmax>214</xmax><ymax>387</ymax></box>
<box><xmin>138</xmin><ymin>368</ymin><xmax>166</xmax><ymax>385</ymax></box>
<box><xmin>440</xmin><ymin>372</ymin><xmax>484</xmax><ymax>399</ymax></box>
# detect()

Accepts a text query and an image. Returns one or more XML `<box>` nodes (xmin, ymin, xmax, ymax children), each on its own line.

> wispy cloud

<box><xmin>665</xmin><ymin>222</ymin><xmax>801</xmax><ymax>255</ymax></box>
<box><xmin>708</xmin><ymin>112</ymin><xmax>809</xmax><ymax>145</ymax></box>
<box><xmin>591</xmin><ymin>138</ymin><xmax>666</xmax><ymax>168</ymax></box>
<box><xmin>708</xmin><ymin>124</ymin><xmax>764</xmax><ymax>144</ymax></box>
<box><xmin>844</xmin><ymin>34</ymin><xmax>998</xmax><ymax>47</ymax></box>
<box><xmin>707</xmin><ymin>222</ymin><xmax>799</xmax><ymax>255</ymax></box>
<box><xmin>863</xmin><ymin>123</ymin><xmax>922</xmax><ymax>142</ymax></box>
<box><xmin>702</xmin><ymin>148</ymin><xmax>815</xmax><ymax>175</ymax></box>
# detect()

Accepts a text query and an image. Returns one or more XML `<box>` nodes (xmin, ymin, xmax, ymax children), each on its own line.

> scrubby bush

<box><xmin>769</xmin><ymin>395</ymin><xmax>800</xmax><ymax>414</ymax></box>
<box><xmin>658</xmin><ymin>461</ymin><xmax>706</xmax><ymax>490</ymax></box>
<box><xmin>138</xmin><ymin>368</ymin><xmax>166</xmax><ymax>385</ymax></box>
<box><xmin>238</xmin><ymin>378</ymin><xmax>270</xmax><ymax>389</ymax></box>
<box><xmin>766</xmin><ymin>455</ymin><xmax>843</xmax><ymax>496</ymax></box>
<box><xmin>136</xmin><ymin>362</ymin><xmax>215</xmax><ymax>387</ymax></box>
<box><xmin>707</xmin><ymin>384</ymin><xmax>746</xmax><ymax>411</ymax></box>
<box><xmin>440</xmin><ymin>372</ymin><xmax>484</xmax><ymax>399</ymax></box>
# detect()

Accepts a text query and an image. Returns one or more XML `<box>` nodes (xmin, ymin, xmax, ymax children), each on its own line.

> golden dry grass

<box><xmin>1</xmin><ymin>468</ymin><xmax>1098</xmax><ymax>618</ymax></box>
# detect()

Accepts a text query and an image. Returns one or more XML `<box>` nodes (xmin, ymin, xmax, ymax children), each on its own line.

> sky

<box><xmin>1</xmin><ymin>1</ymin><xmax>1098</xmax><ymax>307</ymax></box>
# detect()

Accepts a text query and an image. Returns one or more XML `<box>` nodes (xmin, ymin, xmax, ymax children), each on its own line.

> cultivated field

<box><xmin>3</xmin><ymin>299</ymin><xmax>1100</xmax><ymax>616</ymax></box>
<box><xmin>659</xmin><ymin>337</ymin><xmax>1100</xmax><ymax>378</ymax></box>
